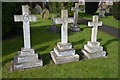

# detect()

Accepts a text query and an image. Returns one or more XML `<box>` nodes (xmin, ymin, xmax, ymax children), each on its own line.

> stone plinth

<box><xmin>50</xmin><ymin>42</ymin><xmax>79</xmax><ymax>64</ymax></box>
<box><xmin>49</xmin><ymin>25</ymin><xmax>59</xmax><ymax>33</ymax></box>
<box><xmin>70</xmin><ymin>24</ymin><xmax>81</xmax><ymax>32</ymax></box>
<box><xmin>81</xmin><ymin>41</ymin><xmax>106</xmax><ymax>59</ymax></box>
<box><xmin>11</xmin><ymin>48</ymin><xmax>43</xmax><ymax>71</ymax></box>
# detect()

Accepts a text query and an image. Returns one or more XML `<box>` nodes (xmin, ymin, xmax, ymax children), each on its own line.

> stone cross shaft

<box><xmin>88</xmin><ymin>15</ymin><xmax>102</xmax><ymax>42</ymax></box>
<box><xmin>54</xmin><ymin>10</ymin><xmax>74</xmax><ymax>44</ymax></box>
<box><xmin>14</xmin><ymin>5</ymin><xmax>37</xmax><ymax>49</ymax></box>
<box><xmin>71</xmin><ymin>3</ymin><xmax>81</xmax><ymax>25</ymax></box>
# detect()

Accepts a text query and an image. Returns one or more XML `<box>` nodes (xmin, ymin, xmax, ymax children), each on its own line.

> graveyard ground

<box><xmin>2</xmin><ymin>14</ymin><xmax>119</xmax><ymax>78</ymax></box>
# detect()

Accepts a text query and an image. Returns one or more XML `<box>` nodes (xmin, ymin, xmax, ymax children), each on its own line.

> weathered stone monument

<box><xmin>11</xmin><ymin>5</ymin><xmax>43</xmax><ymax>71</ymax></box>
<box><xmin>42</xmin><ymin>9</ymin><xmax>49</xmax><ymax>19</ymax></box>
<box><xmin>35</xmin><ymin>4</ymin><xmax>42</xmax><ymax>15</ymax></box>
<box><xmin>81</xmin><ymin>15</ymin><xmax>106</xmax><ymax>59</ymax></box>
<box><xmin>70</xmin><ymin>3</ymin><xmax>81</xmax><ymax>32</ymax></box>
<box><xmin>98</xmin><ymin>2</ymin><xmax>107</xmax><ymax>18</ymax></box>
<box><xmin>79</xmin><ymin>0</ymin><xmax>85</xmax><ymax>11</ymax></box>
<box><xmin>105</xmin><ymin>1</ymin><xmax>113</xmax><ymax>15</ymax></box>
<box><xmin>50</xmin><ymin>10</ymin><xmax>79</xmax><ymax>64</ymax></box>
<box><xmin>49</xmin><ymin>18</ymin><xmax>59</xmax><ymax>33</ymax></box>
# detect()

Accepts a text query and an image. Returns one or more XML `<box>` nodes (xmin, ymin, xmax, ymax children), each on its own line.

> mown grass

<box><xmin>2</xmin><ymin>14</ymin><xmax>119</xmax><ymax>78</ymax></box>
<box><xmin>78</xmin><ymin>11</ymin><xmax>119</xmax><ymax>29</ymax></box>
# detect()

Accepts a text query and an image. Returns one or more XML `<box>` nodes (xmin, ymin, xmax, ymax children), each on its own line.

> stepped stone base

<box><xmin>70</xmin><ymin>24</ymin><xmax>81</xmax><ymax>32</ymax></box>
<box><xmin>50</xmin><ymin>42</ymin><xmax>79</xmax><ymax>64</ymax></box>
<box><xmin>81</xmin><ymin>41</ymin><xmax>107</xmax><ymax>59</ymax></box>
<box><xmin>11</xmin><ymin>48</ymin><xmax>43</xmax><ymax>71</ymax></box>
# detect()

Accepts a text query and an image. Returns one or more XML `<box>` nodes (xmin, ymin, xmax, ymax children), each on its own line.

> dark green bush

<box><xmin>85</xmin><ymin>2</ymin><xmax>99</xmax><ymax>14</ymax></box>
<box><xmin>2</xmin><ymin>2</ymin><xmax>23</xmax><ymax>38</ymax></box>
<box><xmin>112</xmin><ymin>2</ymin><xmax>120</xmax><ymax>20</ymax></box>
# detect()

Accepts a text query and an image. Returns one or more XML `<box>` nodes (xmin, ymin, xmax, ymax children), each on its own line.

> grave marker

<box><xmin>11</xmin><ymin>5</ymin><xmax>43</xmax><ymax>71</ymax></box>
<box><xmin>35</xmin><ymin>4</ymin><xmax>42</xmax><ymax>15</ymax></box>
<box><xmin>70</xmin><ymin>3</ymin><xmax>81</xmax><ymax>32</ymax></box>
<box><xmin>50</xmin><ymin>10</ymin><xmax>79</xmax><ymax>64</ymax></box>
<box><xmin>81</xmin><ymin>15</ymin><xmax>106</xmax><ymax>59</ymax></box>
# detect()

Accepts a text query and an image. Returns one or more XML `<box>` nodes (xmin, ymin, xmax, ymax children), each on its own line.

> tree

<box><xmin>2</xmin><ymin>2</ymin><xmax>23</xmax><ymax>38</ymax></box>
<box><xmin>112</xmin><ymin>2</ymin><xmax>120</xmax><ymax>20</ymax></box>
<box><xmin>85</xmin><ymin>2</ymin><xmax>99</xmax><ymax>14</ymax></box>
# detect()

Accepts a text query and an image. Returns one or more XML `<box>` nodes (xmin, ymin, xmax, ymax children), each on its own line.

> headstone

<box><xmin>35</xmin><ymin>4</ymin><xmax>42</xmax><ymax>15</ymax></box>
<box><xmin>98</xmin><ymin>2</ymin><xmax>107</xmax><ymax>18</ymax></box>
<box><xmin>79</xmin><ymin>0</ymin><xmax>85</xmax><ymax>5</ymax></box>
<box><xmin>105</xmin><ymin>1</ymin><xmax>113</xmax><ymax>15</ymax></box>
<box><xmin>79</xmin><ymin>0</ymin><xmax>85</xmax><ymax>11</ymax></box>
<box><xmin>70</xmin><ymin>3</ymin><xmax>81</xmax><ymax>32</ymax></box>
<box><xmin>81</xmin><ymin>15</ymin><xmax>106</xmax><ymax>59</ymax></box>
<box><xmin>11</xmin><ymin>5</ymin><xmax>43</xmax><ymax>71</ymax></box>
<box><xmin>49</xmin><ymin>18</ymin><xmax>59</xmax><ymax>33</ymax></box>
<box><xmin>50</xmin><ymin>10</ymin><xmax>79</xmax><ymax>64</ymax></box>
<box><xmin>42</xmin><ymin>9</ymin><xmax>49</xmax><ymax>19</ymax></box>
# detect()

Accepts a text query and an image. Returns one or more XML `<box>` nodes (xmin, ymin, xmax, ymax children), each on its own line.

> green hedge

<box><xmin>112</xmin><ymin>2</ymin><xmax>120</xmax><ymax>20</ymax></box>
<box><xmin>85</xmin><ymin>2</ymin><xmax>99</xmax><ymax>14</ymax></box>
<box><xmin>2</xmin><ymin>2</ymin><xmax>23</xmax><ymax>38</ymax></box>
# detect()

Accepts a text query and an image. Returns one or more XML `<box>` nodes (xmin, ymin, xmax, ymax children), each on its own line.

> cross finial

<box><xmin>61</xmin><ymin>10</ymin><xmax>68</xmax><ymax>18</ymax></box>
<box><xmin>93</xmin><ymin>15</ymin><xmax>98</xmax><ymax>22</ymax></box>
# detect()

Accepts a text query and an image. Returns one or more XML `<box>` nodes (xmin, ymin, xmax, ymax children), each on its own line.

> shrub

<box><xmin>112</xmin><ymin>2</ymin><xmax>120</xmax><ymax>20</ymax></box>
<box><xmin>85</xmin><ymin>2</ymin><xmax>99</xmax><ymax>14</ymax></box>
<box><xmin>2</xmin><ymin>2</ymin><xmax>23</xmax><ymax>38</ymax></box>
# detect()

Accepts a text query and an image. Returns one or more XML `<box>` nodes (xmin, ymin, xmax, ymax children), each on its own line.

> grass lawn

<box><xmin>2</xmin><ymin>15</ymin><xmax>119</xmax><ymax>78</ymax></box>
<box><xmin>78</xmin><ymin>11</ymin><xmax>119</xmax><ymax>29</ymax></box>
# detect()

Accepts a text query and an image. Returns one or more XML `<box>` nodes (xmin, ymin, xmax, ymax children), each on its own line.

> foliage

<box><xmin>2</xmin><ymin>2</ymin><xmax>23</xmax><ymax>38</ymax></box>
<box><xmin>112</xmin><ymin>2</ymin><xmax>120</xmax><ymax>20</ymax></box>
<box><xmin>85</xmin><ymin>2</ymin><xmax>99</xmax><ymax>14</ymax></box>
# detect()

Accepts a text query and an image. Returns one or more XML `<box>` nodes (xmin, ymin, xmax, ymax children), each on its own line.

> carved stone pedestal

<box><xmin>50</xmin><ymin>42</ymin><xmax>79</xmax><ymax>64</ymax></box>
<box><xmin>81</xmin><ymin>41</ymin><xmax>106</xmax><ymax>59</ymax></box>
<box><xmin>11</xmin><ymin>48</ymin><xmax>43</xmax><ymax>71</ymax></box>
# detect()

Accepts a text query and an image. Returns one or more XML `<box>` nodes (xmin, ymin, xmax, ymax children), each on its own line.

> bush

<box><xmin>85</xmin><ymin>2</ymin><xmax>99</xmax><ymax>14</ymax></box>
<box><xmin>2</xmin><ymin>2</ymin><xmax>23</xmax><ymax>38</ymax></box>
<box><xmin>112</xmin><ymin>2</ymin><xmax>120</xmax><ymax>20</ymax></box>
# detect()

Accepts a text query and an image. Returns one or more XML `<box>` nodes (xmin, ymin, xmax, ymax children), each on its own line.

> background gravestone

<box><xmin>98</xmin><ymin>2</ymin><xmax>106</xmax><ymax>18</ymax></box>
<box><xmin>35</xmin><ymin>4</ymin><xmax>42</xmax><ymax>15</ymax></box>
<box><xmin>49</xmin><ymin>18</ymin><xmax>59</xmax><ymax>33</ymax></box>
<box><xmin>42</xmin><ymin>9</ymin><xmax>50</xmax><ymax>19</ymax></box>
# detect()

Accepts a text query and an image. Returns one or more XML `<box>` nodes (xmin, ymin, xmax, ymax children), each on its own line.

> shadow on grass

<box><xmin>102</xmin><ymin>38</ymin><xmax>119</xmax><ymax>56</ymax></box>
<box><xmin>2</xmin><ymin>57</ymin><xmax>13</xmax><ymax>69</ymax></box>
<box><xmin>36</xmin><ymin>46</ymin><xmax>49</xmax><ymax>52</ymax></box>
<box><xmin>72</xmin><ymin>39</ymin><xmax>85</xmax><ymax>46</ymax></box>
<box><xmin>39</xmin><ymin>53</ymin><xmax>52</xmax><ymax>66</ymax></box>
<box><xmin>97</xmin><ymin>38</ymin><xmax>102</xmax><ymax>42</ymax></box>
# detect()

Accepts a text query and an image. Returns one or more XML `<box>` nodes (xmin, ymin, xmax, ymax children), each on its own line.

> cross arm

<box><xmin>66</xmin><ymin>18</ymin><xmax>74</xmax><ymax>23</ymax></box>
<box><xmin>14</xmin><ymin>15</ymin><xmax>23</xmax><ymax>22</ymax></box>
<box><xmin>29</xmin><ymin>15</ymin><xmax>37</xmax><ymax>22</ymax></box>
<box><xmin>71</xmin><ymin>7</ymin><xmax>80</xmax><ymax>11</ymax></box>
<box><xmin>53</xmin><ymin>18</ymin><xmax>63</xmax><ymax>24</ymax></box>
<box><xmin>88</xmin><ymin>21</ymin><xmax>102</xmax><ymax>27</ymax></box>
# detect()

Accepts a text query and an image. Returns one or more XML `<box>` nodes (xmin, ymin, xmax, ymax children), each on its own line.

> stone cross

<box><xmin>88</xmin><ymin>15</ymin><xmax>102</xmax><ymax>42</ymax></box>
<box><xmin>71</xmin><ymin>3</ymin><xmax>81</xmax><ymax>26</ymax></box>
<box><xmin>54</xmin><ymin>10</ymin><xmax>74</xmax><ymax>44</ymax></box>
<box><xmin>14</xmin><ymin>5</ymin><xmax>37</xmax><ymax>49</ymax></box>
